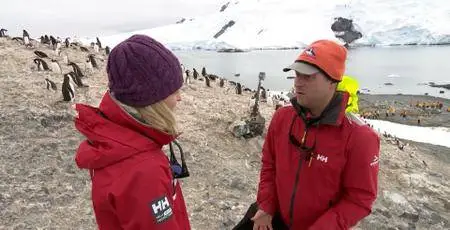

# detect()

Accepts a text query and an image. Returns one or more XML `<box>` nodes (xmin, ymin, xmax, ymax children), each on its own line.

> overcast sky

<box><xmin>0</xmin><ymin>0</ymin><xmax>223</xmax><ymax>38</ymax></box>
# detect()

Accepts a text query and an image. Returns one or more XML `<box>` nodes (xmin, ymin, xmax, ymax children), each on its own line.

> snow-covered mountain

<box><xmin>84</xmin><ymin>0</ymin><xmax>450</xmax><ymax>50</ymax></box>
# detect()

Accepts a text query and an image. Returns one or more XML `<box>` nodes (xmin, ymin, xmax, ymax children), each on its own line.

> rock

<box><xmin>331</xmin><ymin>17</ymin><xmax>363</xmax><ymax>45</ymax></box>
<box><xmin>229</xmin><ymin>114</ymin><xmax>265</xmax><ymax>138</ymax></box>
<box><xmin>399</xmin><ymin>212</ymin><xmax>419</xmax><ymax>223</ymax></box>
<box><xmin>229</xmin><ymin>120</ymin><xmax>250</xmax><ymax>137</ymax></box>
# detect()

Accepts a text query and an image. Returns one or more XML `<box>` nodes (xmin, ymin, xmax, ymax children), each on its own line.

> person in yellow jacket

<box><xmin>337</xmin><ymin>75</ymin><xmax>359</xmax><ymax>113</ymax></box>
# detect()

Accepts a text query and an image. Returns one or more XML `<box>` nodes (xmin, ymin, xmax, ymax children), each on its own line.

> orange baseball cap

<box><xmin>283</xmin><ymin>40</ymin><xmax>347</xmax><ymax>81</ymax></box>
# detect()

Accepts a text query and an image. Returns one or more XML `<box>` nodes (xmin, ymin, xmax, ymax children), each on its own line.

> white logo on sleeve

<box><xmin>370</xmin><ymin>155</ymin><xmax>379</xmax><ymax>166</ymax></box>
<box><xmin>149</xmin><ymin>196</ymin><xmax>173</xmax><ymax>223</ymax></box>
<box><xmin>316</xmin><ymin>154</ymin><xmax>328</xmax><ymax>163</ymax></box>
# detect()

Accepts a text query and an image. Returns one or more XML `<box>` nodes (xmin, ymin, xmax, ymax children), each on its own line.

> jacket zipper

<box><xmin>288</xmin><ymin>155</ymin><xmax>303</xmax><ymax>229</ymax></box>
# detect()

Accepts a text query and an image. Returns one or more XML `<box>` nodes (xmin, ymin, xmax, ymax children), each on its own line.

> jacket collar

<box><xmin>290</xmin><ymin>91</ymin><xmax>349</xmax><ymax>126</ymax></box>
<box><xmin>98</xmin><ymin>91</ymin><xmax>176</xmax><ymax>147</ymax></box>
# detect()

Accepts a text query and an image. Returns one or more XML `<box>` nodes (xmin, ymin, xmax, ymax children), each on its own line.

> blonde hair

<box><xmin>116</xmin><ymin>98</ymin><xmax>178</xmax><ymax>135</ymax></box>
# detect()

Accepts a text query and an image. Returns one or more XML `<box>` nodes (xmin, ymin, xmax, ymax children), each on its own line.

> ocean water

<box><xmin>174</xmin><ymin>46</ymin><xmax>450</xmax><ymax>99</ymax></box>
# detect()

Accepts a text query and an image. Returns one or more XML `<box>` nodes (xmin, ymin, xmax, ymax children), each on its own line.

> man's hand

<box><xmin>251</xmin><ymin>209</ymin><xmax>273</xmax><ymax>230</ymax></box>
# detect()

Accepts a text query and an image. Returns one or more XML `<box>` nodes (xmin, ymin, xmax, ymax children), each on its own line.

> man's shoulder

<box><xmin>344</xmin><ymin>113</ymin><xmax>379</xmax><ymax>137</ymax></box>
<box><xmin>272</xmin><ymin>105</ymin><xmax>296</xmax><ymax>119</ymax></box>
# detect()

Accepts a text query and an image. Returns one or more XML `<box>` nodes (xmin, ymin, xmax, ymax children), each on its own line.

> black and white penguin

<box><xmin>96</xmin><ymin>37</ymin><xmax>102</xmax><ymax>49</ymax></box>
<box><xmin>236</xmin><ymin>83</ymin><xmax>242</xmax><ymax>95</ymax></box>
<box><xmin>45</xmin><ymin>78</ymin><xmax>57</xmax><ymax>91</ymax></box>
<box><xmin>50</xmin><ymin>59</ymin><xmax>62</xmax><ymax>74</ymax></box>
<box><xmin>63</xmin><ymin>53</ymin><xmax>70</xmax><ymax>65</ymax></box>
<box><xmin>0</xmin><ymin>28</ymin><xmax>8</xmax><ymax>37</ymax></box>
<box><xmin>44</xmin><ymin>35</ymin><xmax>50</xmax><ymax>44</ymax></box>
<box><xmin>201</xmin><ymin>67</ymin><xmax>207</xmax><ymax>76</ymax></box>
<box><xmin>208</xmin><ymin>74</ymin><xmax>218</xmax><ymax>81</ymax></box>
<box><xmin>105</xmin><ymin>46</ymin><xmax>111</xmax><ymax>55</ymax></box>
<box><xmin>87</xmin><ymin>54</ymin><xmax>98</xmax><ymax>69</ymax></box>
<box><xmin>193</xmin><ymin>68</ymin><xmax>198</xmax><ymax>80</ymax></box>
<box><xmin>34</xmin><ymin>50</ymin><xmax>49</xmax><ymax>58</ymax></box>
<box><xmin>62</xmin><ymin>74</ymin><xmax>75</xmax><ymax>102</ymax></box>
<box><xmin>12</xmin><ymin>37</ymin><xmax>23</xmax><ymax>43</ymax></box>
<box><xmin>50</xmin><ymin>36</ymin><xmax>57</xmax><ymax>49</ymax></box>
<box><xmin>80</xmin><ymin>46</ymin><xmax>89</xmax><ymax>52</ymax></box>
<box><xmin>64</xmin><ymin>38</ymin><xmax>70</xmax><ymax>48</ymax></box>
<box><xmin>219</xmin><ymin>78</ymin><xmax>225</xmax><ymax>87</ymax></box>
<box><xmin>205</xmin><ymin>75</ymin><xmax>211</xmax><ymax>87</ymax></box>
<box><xmin>34</xmin><ymin>58</ymin><xmax>50</xmax><ymax>71</ymax></box>
<box><xmin>93</xmin><ymin>44</ymin><xmax>99</xmax><ymax>53</ymax></box>
<box><xmin>22</xmin><ymin>29</ymin><xmax>30</xmax><ymax>46</ymax></box>
<box><xmin>66</xmin><ymin>71</ymin><xmax>88</xmax><ymax>88</ymax></box>
<box><xmin>68</xmin><ymin>62</ymin><xmax>84</xmax><ymax>78</ymax></box>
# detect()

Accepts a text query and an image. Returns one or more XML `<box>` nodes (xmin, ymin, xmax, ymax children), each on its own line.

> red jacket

<box><xmin>74</xmin><ymin>92</ymin><xmax>191</xmax><ymax>230</ymax></box>
<box><xmin>257</xmin><ymin>92</ymin><xmax>380</xmax><ymax>230</ymax></box>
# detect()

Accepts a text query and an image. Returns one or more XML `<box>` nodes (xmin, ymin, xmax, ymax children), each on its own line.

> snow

<box><xmin>365</xmin><ymin>119</ymin><xmax>450</xmax><ymax>148</ymax></box>
<box><xmin>80</xmin><ymin>0</ymin><xmax>450</xmax><ymax>50</ymax></box>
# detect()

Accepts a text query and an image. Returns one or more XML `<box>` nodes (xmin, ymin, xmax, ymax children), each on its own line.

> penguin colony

<box><xmin>1</xmin><ymin>28</ymin><xmax>110</xmax><ymax>102</ymax></box>
<box><xmin>1</xmin><ymin>27</ymin><xmax>277</xmax><ymax>106</ymax></box>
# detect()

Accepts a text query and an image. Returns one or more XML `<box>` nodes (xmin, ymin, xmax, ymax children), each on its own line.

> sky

<box><xmin>0</xmin><ymin>0</ymin><xmax>223</xmax><ymax>38</ymax></box>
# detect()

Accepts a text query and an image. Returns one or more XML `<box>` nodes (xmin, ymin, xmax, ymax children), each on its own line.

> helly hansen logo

<box><xmin>370</xmin><ymin>155</ymin><xmax>379</xmax><ymax>166</ymax></box>
<box><xmin>316</xmin><ymin>154</ymin><xmax>328</xmax><ymax>163</ymax></box>
<box><xmin>149</xmin><ymin>196</ymin><xmax>173</xmax><ymax>223</ymax></box>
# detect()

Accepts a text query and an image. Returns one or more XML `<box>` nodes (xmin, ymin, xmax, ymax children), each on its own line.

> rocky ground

<box><xmin>0</xmin><ymin>37</ymin><xmax>449</xmax><ymax>230</ymax></box>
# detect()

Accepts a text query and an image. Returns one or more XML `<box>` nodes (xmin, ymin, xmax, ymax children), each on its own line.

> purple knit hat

<box><xmin>106</xmin><ymin>34</ymin><xmax>183</xmax><ymax>107</ymax></box>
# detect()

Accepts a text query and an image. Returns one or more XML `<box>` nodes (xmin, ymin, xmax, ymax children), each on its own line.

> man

<box><xmin>252</xmin><ymin>40</ymin><xmax>380</xmax><ymax>229</ymax></box>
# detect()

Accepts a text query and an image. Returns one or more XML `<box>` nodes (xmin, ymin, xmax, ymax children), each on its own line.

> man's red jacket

<box><xmin>257</xmin><ymin>92</ymin><xmax>380</xmax><ymax>229</ymax></box>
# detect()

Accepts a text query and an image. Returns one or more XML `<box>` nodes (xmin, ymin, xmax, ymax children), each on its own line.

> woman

<box><xmin>74</xmin><ymin>34</ymin><xmax>190</xmax><ymax>229</ymax></box>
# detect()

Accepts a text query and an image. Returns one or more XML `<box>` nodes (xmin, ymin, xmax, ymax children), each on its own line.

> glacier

<box><xmin>80</xmin><ymin>0</ymin><xmax>450</xmax><ymax>50</ymax></box>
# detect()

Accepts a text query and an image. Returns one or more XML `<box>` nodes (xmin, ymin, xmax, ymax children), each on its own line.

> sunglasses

<box><xmin>288</xmin><ymin>115</ymin><xmax>317</xmax><ymax>166</ymax></box>
<box><xmin>169</xmin><ymin>140</ymin><xmax>190</xmax><ymax>179</ymax></box>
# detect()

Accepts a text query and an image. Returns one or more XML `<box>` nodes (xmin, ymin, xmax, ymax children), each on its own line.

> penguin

<box><xmin>219</xmin><ymin>78</ymin><xmax>225</xmax><ymax>87</ymax></box>
<box><xmin>63</xmin><ymin>53</ymin><xmax>70</xmax><ymax>65</ymax></box>
<box><xmin>205</xmin><ymin>75</ymin><xmax>211</xmax><ymax>87</ymax></box>
<box><xmin>44</xmin><ymin>35</ymin><xmax>50</xmax><ymax>44</ymax></box>
<box><xmin>50</xmin><ymin>59</ymin><xmax>62</xmax><ymax>74</ymax></box>
<box><xmin>193</xmin><ymin>68</ymin><xmax>198</xmax><ymax>80</ymax></box>
<box><xmin>105</xmin><ymin>46</ymin><xmax>110</xmax><ymax>55</ymax></box>
<box><xmin>87</xmin><ymin>54</ymin><xmax>98</xmax><ymax>69</ymax></box>
<box><xmin>34</xmin><ymin>58</ymin><xmax>50</xmax><ymax>71</ymax></box>
<box><xmin>34</xmin><ymin>50</ymin><xmax>49</xmax><ymax>58</ymax></box>
<box><xmin>68</xmin><ymin>62</ymin><xmax>84</xmax><ymax>78</ymax></box>
<box><xmin>50</xmin><ymin>36</ymin><xmax>57</xmax><ymax>50</ymax></box>
<box><xmin>64</xmin><ymin>38</ymin><xmax>70</xmax><ymax>48</ymax></box>
<box><xmin>40</xmin><ymin>36</ymin><xmax>45</xmax><ymax>44</ymax></box>
<box><xmin>23</xmin><ymin>29</ymin><xmax>30</xmax><ymax>46</ymax></box>
<box><xmin>62</xmin><ymin>74</ymin><xmax>75</xmax><ymax>102</ymax></box>
<box><xmin>80</xmin><ymin>46</ymin><xmax>89</xmax><ymax>52</ymax></box>
<box><xmin>85</xmin><ymin>59</ymin><xmax>94</xmax><ymax>73</ymax></box>
<box><xmin>96</xmin><ymin>37</ymin><xmax>102</xmax><ymax>49</ymax></box>
<box><xmin>12</xmin><ymin>37</ymin><xmax>23</xmax><ymax>43</ymax></box>
<box><xmin>45</xmin><ymin>78</ymin><xmax>57</xmax><ymax>91</ymax></box>
<box><xmin>243</xmin><ymin>87</ymin><xmax>252</xmax><ymax>92</ymax></box>
<box><xmin>0</xmin><ymin>28</ymin><xmax>7</xmax><ymax>37</ymax></box>
<box><xmin>236</xmin><ymin>83</ymin><xmax>242</xmax><ymax>95</ymax></box>
<box><xmin>54</xmin><ymin>46</ymin><xmax>61</xmax><ymax>56</ymax></box>
<box><xmin>94</xmin><ymin>44</ymin><xmax>99</xmax><ymax>53</ymax></box>
<box><xmin>208</xmin><ymin>74</ymin><xmax>218</xmax><ymax>81</ymax></box>
<box><xmin>66</xmin><ymin>71</ymin><xmax>88</xmax><ymax>88</ymax></box>
<box><xmin>201</xmin><ymin>67</ymin><xmax>207</xmax><ymax>76</ymax></box>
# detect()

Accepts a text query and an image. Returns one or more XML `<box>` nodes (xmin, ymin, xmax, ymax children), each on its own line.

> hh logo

<box><xmin>150</xmin><ymin>196</ymin><xmax>173</xmax><ymax>223</ymax></box>
<box><xmin>316</xmin><ymin>154</ymin><xmax>328</xmax><ymax>163</ymax></box>
<box><xmin>370</xmin><ymin>155</ymin><xmax>379</xmax><ymax>166</ymax></box>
